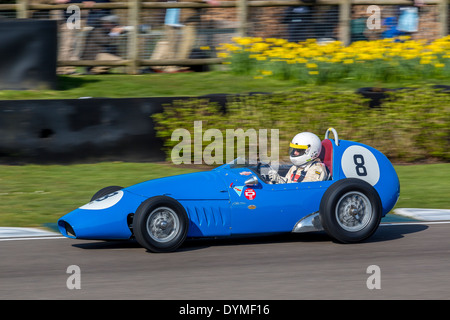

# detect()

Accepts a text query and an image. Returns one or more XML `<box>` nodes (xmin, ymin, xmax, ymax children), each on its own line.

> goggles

<box><xmin>289</xmin><ymin>143</ymin><xmax>309</xmax><ymax>157</ymax></box>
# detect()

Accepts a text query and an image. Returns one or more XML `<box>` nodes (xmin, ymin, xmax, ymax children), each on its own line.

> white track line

<box><xmin>0</xmin><ymin>236</ymin><xmax>66</xmax><ymax>241</ymax></box>
<box><xmin>381</xmin><ymin>221</ymin><xmax>450</xmax><ymax>226</ymax></box>
<box><xmin>394</xmin><ymin>208</ymin><xmax>450</xmax><ymax>221</ymax></box>
<box><xmin>0</xmin><ymin>227</ymin><xmax>64</xmax><ymax>242</ymax></box>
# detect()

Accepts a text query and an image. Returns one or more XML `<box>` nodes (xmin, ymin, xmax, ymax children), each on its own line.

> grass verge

<box><xmin>394</xmin><ymin>163</ymin><xmax>450</xmax><ymax>210</ymax></box>
<box><xmin>0</xmin><ymin>71</ymin><xmax>449</xmax><ymax>100</ymax></box>
<box><xmin>0</xmin><ymin>71</ymin><xmax>301</xmax><ymax>100</ymax></box>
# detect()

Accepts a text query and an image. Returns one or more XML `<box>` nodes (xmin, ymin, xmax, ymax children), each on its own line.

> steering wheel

<box><xmin>255</xmin><ymin>161</ymin><xmax>279</xmax><ymax>183</ymax></box>
<box><xmin>256</xmin><ymin>162</ymin><xmax>262</xmax><ymax>175</ymax></box>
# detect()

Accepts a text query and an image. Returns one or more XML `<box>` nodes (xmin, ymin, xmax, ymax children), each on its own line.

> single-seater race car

<box><xmin>58</xmin><ymin>128</ymin><xmax>400</xmax><ymax>252</ymax></box>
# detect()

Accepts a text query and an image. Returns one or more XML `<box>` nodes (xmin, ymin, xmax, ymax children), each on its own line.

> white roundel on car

<box><xmin>80</xmin><ymin>190</ymin><xmax>124</xmax><ymax>210</ymax></box>
<box><xmin>341</xmin><ymin>145</ymin><xmax>380</xmax><ymax>186</ymax></box>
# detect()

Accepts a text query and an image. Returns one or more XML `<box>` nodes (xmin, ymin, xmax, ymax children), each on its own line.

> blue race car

<box><xmin>58</xmin><ymin>128</ymin><xmax>400</xmax><ymax>252</ymax></box>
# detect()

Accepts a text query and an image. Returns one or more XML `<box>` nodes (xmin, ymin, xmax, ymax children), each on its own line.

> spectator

<box><xmin>82</xmin><ymin>0</ymin><xmax>112</xmax><ymax>28</ymax></box>
<box><xmin>164</xmin><ymin>1</ymin><xmax>182</xmax><ymax>61</ymax></box>
<box><xmin>55</xmin><ymin>0</ymin><xmax>83</xmax><ymax>73</ymax></box>
<box><xmin>59</xmin><ymin>0</ymin><xmax>111</xmax><ymax>26</ymax></box>
<box><xmin>56</xmin><ymin>0</ymin><xmax>111</xmax><ymax>72</ymax></box>
<box><xmin>282</xmin><ymin>4</ymin><xmax>316</xmax><ymax>42</ymax></box>
<box><xmin>381</xmin><ymin>16</ymin><xmax>404</xmax><ymax>39</ymax></box>
<box><xmin>350</xmin><ymin>6</ymin><xmax>368</xmax><ymax>42</ymax></box>
<box><xmin>152</xmin><ymin>0</ymin><xmax>218</xmax><ymax>72</ymax></box>
<box><xmin>397</xmin><ymin>6</ymin><xmax>419</xmax><ymax>34</ymax></box>
<box><xmin>177</xmin><ymin>0</ymin><xmax>219</xmax><ymax>60</ymax></box>
<box><xmin>81</xmin><ymin>14</ymin><xmax>124</xmax><ymax>73</ymax></box>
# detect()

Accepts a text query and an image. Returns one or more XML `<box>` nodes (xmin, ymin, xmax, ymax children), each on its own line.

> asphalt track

<box><xmin>1</xmin><ymin>221</ymin><xmax>450</xmax><ymax>300</ymax></box>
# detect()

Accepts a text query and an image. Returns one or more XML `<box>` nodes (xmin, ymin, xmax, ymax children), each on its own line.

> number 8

<box><xmin>353</xmin><ymin>154</ymin><xmax>367</xmax><ymax>176</ymax></box>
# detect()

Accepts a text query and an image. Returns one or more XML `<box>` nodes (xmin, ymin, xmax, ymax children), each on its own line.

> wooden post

<box><xmin>439</xmin><ymin>0</ymin><xmax>448</xmax><ymax>37</ymax></box>
<box><xmin>127</xmin><ymin>0</ymin><xmax>140</xmax><ymax>74</ymax></box>
<box><xmin>237</xmin><ymin>0</ymin><xmax>248</xmax><ymax>37</ymax></box>
<box><xmin>17</xmin><ymin>0</ymin><xmax>29</xmax><ymax>18</ymax></box>
<box><xmin>338</xmin><ymin>0</ymin><xmax>351</xmax><ymax>45</ymax></box>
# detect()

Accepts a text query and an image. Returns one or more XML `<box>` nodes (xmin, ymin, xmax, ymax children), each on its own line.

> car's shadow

<box><xmin>179</xmin><ymin>223</ymin><xmax>428</xmax><ymax>251</ymax></box>
<box><xmin>366</xmin><ymin>223</ymin><xmax>429</xmax><ymax>243</ymax></box>
<box><xmin>71</xmin><ymin>223</ymin><xmax>428</xmax><ymax>252</ymax></box>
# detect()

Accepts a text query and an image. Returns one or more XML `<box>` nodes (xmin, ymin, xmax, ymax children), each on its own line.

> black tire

<box><xmin>90</xmin><ymin>186</ymin><xmax>124</xmax><ymax>202</ymax></box>
<box><xmin>133</xmin><ymin>196</ymin><xmax>189</xmax><ymax>253</ymax></box>
<box><xmin>319</xmin><ymin>178</ymin><xmax>382</xmax><ymax>243</ymax></box>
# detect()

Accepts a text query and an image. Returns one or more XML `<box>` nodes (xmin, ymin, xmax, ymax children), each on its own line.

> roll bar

<box><xmin>324</xmin><ymin>127</ymin><xmax>339</xmax><ymax>146</ymax></box>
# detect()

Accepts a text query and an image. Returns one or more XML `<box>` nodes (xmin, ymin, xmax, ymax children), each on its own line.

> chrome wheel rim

<box><xmin>335</xmin><ymin>191</ymin><xmax>372</xmax><ymax>232</ymax></box>
<box><xmin>146</xmin><ymin>207</ymin><xmax>179</xmax><ymax>243</ymax></box>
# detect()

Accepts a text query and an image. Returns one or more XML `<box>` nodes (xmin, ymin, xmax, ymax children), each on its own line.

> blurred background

<box><xmin>0</xmin><ymin>0</ymin><xmax>448</xmax><ymax>79</ymax></box>
<box><xmin>0</xmin><ymin>1</ymin><xmax>449</xmax><ymax>302</ymax></box>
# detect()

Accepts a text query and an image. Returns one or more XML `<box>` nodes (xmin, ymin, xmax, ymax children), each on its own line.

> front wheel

<box><xmin>319</xmin><ymin>179</ymin><xmax>382</xmax><ymax>243</ymax></box>
<box><xmin>90</xmin><ymin>186</ymin><xmax>124</xmax><ymax>202</ymax></box>
<box><xmin>133</xmin><ymin>196</ymin><xmax>189</xmax><ymax>253</ymax></box>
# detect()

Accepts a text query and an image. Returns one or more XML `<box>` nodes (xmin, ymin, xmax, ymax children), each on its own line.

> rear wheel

<box><xmin>319</xmin><ymin>179</ymin><xmax>382</xmax><ymax>243</ymax></box>
<box><xmin>133</xmin><ymin>196</ymin><xmax>188</xmax><ymax>253</ymax></box>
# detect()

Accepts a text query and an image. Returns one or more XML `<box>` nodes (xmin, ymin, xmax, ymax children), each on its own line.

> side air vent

<box><xmin>184</xmin><ymin>205</ymin><xmax>230</xmax><ymax>237</ymax></box>
<box><xmin>127</xmin><ymin>213</ymin><xmax>134</xmax><ymax>236</ymax></box>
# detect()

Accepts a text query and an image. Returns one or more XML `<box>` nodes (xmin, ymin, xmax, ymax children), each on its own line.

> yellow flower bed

<box><xmin>217</xmin><ymin>36</ymin><xmax>450</xmax><ymax>83</ymax></box>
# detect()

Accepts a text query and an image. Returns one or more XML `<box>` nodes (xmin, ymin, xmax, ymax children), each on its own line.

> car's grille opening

<box><xmin>59</xmin><ymin>220</ymin><xmax>76</xmax><ymax>238</ymax></box>
<box><xmin>65</xmin><ymin>222</ymin><xmax>76</xmax><ymax>238</ymax></box>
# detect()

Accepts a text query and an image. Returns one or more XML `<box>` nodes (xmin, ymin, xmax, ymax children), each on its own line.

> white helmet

<box><xmin>289</xmin><ymin>132</ymin><xmax>322</xmax><ymax>167</ymax></box>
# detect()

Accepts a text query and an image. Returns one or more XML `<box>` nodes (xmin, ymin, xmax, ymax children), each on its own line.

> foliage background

<box><xmin>153</xmin><ymin>86</ymin><xmax>450</xmax><ymax>164</ymax></box>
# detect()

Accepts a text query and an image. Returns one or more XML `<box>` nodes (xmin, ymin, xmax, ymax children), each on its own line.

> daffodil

<box><xmin>220</xmin><ymin>36</ymin><xmax>450</xmax><ymax>83</ymax></box>
<box><xmin>217</xmin><ymin>52</ymin><xmax>229</xmax><ymax>58</ymax></box>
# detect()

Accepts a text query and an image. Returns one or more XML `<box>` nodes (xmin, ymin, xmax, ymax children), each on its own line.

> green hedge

<box><xmin>152</xmin><ymin>86</ymin><xmax>450</xmax><ymax>164</ymax></box>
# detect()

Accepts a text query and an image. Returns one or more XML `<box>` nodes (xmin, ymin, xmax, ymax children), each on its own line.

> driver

<box><xmin>268</xmin><ymin>132</ymin><xmax>328</xmax><ymax>183</ymax></box>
